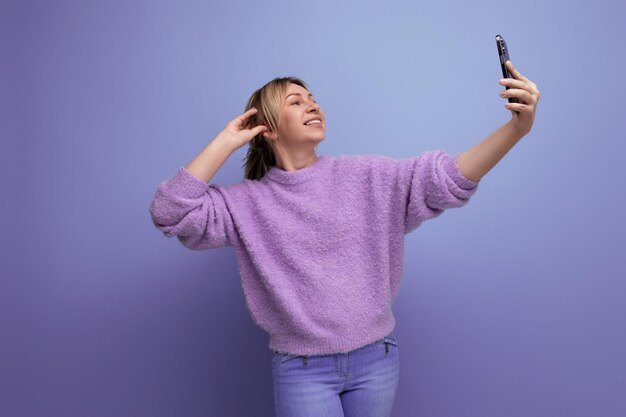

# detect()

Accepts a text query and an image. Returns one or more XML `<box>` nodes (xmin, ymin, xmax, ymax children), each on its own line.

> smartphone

<box><xmin>495</xmin><ymin>34</ymin><xmax>520</xmax><ymax>112</ymax></box>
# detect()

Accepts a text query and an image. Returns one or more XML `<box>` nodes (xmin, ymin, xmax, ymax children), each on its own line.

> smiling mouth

<box><xmin>304</xmin><ymin>120</ymin><xmax>323</xmax><ymax>127</ymax></box>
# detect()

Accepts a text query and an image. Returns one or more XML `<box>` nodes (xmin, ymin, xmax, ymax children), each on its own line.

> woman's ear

<box><xmin>263</xmin><ymin>131</ymin><xmax>277</xmax><ymax>141</ymax></box>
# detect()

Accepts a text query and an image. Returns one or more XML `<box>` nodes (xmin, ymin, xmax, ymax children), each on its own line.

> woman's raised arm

<box><xmin>185</xmin><ymin>107</ymin><xmax>267</xmax><ymax>183</ymax></box>
<box><xmin>148</xmin><ymin>108</ymin><xmax>267</xmax><ymax>249</ymax></box>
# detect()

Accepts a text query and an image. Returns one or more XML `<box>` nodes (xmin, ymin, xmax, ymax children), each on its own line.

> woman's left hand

<box><xmin>499</xmin><ymin>60</ymin><xmax>541</xmax><ymax>134</ymax></box>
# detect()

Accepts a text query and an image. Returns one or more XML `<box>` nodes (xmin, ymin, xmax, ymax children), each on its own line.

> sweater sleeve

<box><xmin>397</xmin><ymin>150</ymin><xmax>480</xmax><ymax>234</ymax></box>
<box><xmin>148</xmin><ymin>167</ymin><xmax>236</xmax><ymax>250</ymax></box>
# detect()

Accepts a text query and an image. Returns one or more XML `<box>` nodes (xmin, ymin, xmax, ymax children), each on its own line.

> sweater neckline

<box><xmin>264</xmin><ymin>155</ymin><xmax>330</xmax><ymax>185</ymax></box>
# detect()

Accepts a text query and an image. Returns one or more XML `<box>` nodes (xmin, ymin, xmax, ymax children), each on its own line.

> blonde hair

<box><xmin>240</xmin><ymin>76</ymin><xmax>310</xmax><ymax>180</ymax></box>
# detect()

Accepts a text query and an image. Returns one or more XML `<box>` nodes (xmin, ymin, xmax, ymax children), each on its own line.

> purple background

<box><xmin>2</xmin><ymin>1</ymin><xmax>625</xmax><ymax>416</ymax></box>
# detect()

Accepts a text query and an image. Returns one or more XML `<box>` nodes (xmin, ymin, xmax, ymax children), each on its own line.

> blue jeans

<box><xmin>271</xmin><ymin>332</ymin><xmax>400</xmax><ymax>417</ymax></box>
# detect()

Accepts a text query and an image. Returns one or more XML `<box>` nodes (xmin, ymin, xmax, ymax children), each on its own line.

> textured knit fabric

<box><xmin>149</xmin><ymin>150</ymin><xmax>480</xmax><ymax>355</ymax></box>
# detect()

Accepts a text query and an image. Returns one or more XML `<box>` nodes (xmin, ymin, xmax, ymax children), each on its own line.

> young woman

<box><xmin>149</xmin><ymin>61</ymin><xmax>540</xmax><ymax>417</ymax></box>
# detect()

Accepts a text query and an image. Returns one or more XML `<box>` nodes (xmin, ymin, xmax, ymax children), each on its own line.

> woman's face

<box><xmin>264</xmin><ymin>83</ymin><xmax>325</xmax><ymax>150</ymax></box>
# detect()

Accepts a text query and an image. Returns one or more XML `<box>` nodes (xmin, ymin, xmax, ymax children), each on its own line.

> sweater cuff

<box><xmin>444</xmin><ymin>154</ymin><xmax>480</xmax><ymax>190</ymax></box>
<box><xmin>165</xmin><ymin>167</ymin><xmax>209</xmax><ymax>198</ymax></box>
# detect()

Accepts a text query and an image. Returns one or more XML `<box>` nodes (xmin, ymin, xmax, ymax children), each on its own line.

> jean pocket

<box><xmin>273</xmin><ymin>351</ymin><xmax>303</xmax><ymax>364</ymax></box>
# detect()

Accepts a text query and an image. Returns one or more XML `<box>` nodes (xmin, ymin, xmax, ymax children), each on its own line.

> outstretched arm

<box><xmin>456</xmin><ymin>60</ymin><xmax>541</xmax><ymax>182</ymax></box>
<box><xmin>456</xmin><ymin>120</ymin><xmax>526</xmax><ymax>182</ymax></box>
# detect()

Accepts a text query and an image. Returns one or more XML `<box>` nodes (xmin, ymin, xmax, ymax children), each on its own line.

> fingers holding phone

<box><xmin>496</xmin><ymin>34</ymin><xmax>520</xmax><ymax>114</ymax></box>
<box><xmin>494</xmin><ymin>35</ymin><xmax>541</xmax><ymax>133</ymax></box>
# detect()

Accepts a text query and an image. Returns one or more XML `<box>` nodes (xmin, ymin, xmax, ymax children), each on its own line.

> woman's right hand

<box><xmin>218</xmin><ymin>107</ymin><xmax>268</xmax><ymax>150</ymax></box>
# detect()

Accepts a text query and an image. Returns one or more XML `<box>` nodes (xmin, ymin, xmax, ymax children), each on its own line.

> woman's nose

<box><xmin>307</xmin><ymin>102</ymin><xmax>320</xmax><ymax>112</ymax></box>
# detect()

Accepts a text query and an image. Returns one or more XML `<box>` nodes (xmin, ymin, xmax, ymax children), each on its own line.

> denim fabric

<box><xmin>271</xmin><ymin>332</ymin><xmax>400</xmax><ymax>417</ymax></box>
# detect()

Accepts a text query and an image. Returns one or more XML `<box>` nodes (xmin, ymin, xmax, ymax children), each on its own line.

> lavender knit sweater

<box><xmin>149</xmin><ymin>150</ymin><xmax>480</xmax><ymax>355</ymax></box>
